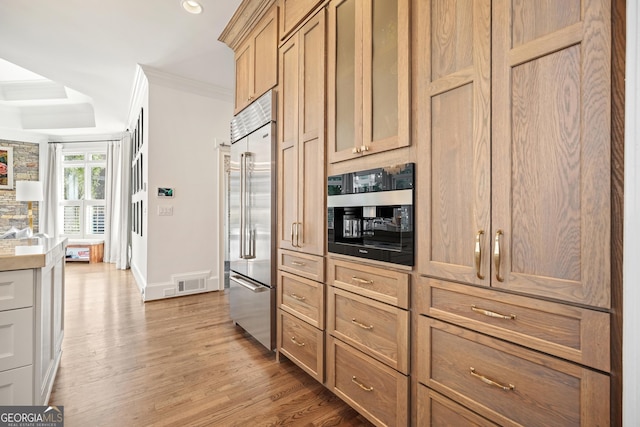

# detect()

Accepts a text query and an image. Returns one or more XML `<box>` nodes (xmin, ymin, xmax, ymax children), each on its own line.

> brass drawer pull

<box><xmin>471</xmin><ymin>305</ymin><xmax>516</xmax><ymax>320</ymax></box>
<box><xmin>291</xmin><ymin>260</ymin><xmax>306</xmax><ymax>267</ymax></box>
<box><xmin>291</xmin><ymin>337</ymin><xmax>305</xmax><ymax>347</ymax></box>
<box><xmin>351</xmin><ymin>376</ymin><xmax>374</xmax><ymax>392</ymax></box>
<box><xmin>290</xmin><ymin>293</ymin><xmax>306</xmax><ymax>301</ymax></box>
<box><xmin>494</xmin><ymin>230</ymin><xmax>504</xmax><ymax>282</ymax></box>
<box><xmin>469</xmin><ymin>367</ymin><xmax>514</xmax><ymax>391</ymax></box>
<box><xmin>351</xmin><ymin>276</ymin><xmax>373</xmax><ymax>285</ymax></box>
<box><xmin>351</xmin><ymin>318</ymin><xmax>373</xmax><ymax>330</ymax></box>
<box><xmin>475</xmin><ymin>230</ymin><xmax>485</xmax><ymax>279</ymax></box>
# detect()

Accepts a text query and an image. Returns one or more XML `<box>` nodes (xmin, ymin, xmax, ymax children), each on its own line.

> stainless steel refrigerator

<box><xmin>228</xmin><ymin>90</ymin><xmax>276</xmax><ymax>351</ymax></box>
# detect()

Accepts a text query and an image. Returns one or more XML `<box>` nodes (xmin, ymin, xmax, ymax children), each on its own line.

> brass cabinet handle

<box><xmin>290</xmin><ymin>293</ymin><xmax>306</xmax><ymax>301</ymax></box>
<box><xmin>494</xmin><ymin>230</ymin><xmax>504</xmax><ymax>282</ymax></box>
<box><xmin>291</xmin><ymin>337</ymin><xmax>305</xmax><ymax>347</ymax></box>
<box><xmin>290</xmin><ymin>223</ymin><xmax>296</xmax><ymax>247</ymax></box>
<box><xmin>475</xmin><ymin>230</ymin><xmax>485</xmax><ymax>279</ymax></box>
<box><xmin>471</xmin><ymin>305</ymin><xmax>516</xmax><ymax>320</ymax></box>
<box><xmin>291</xmin><ymin>260</ymin><xmax>306</xmax><ymax>267</ymax></box>
<box><xmin>351</xmin><ymin>318</ymin><xmax>374</xmax><ymax>330</ymax></box>
<box><xmin>293</xmin><ymin>222</ymin><xmax>300</xmax><ymax>247</ymax></box>
<box><xmin>360</xmin><ymin>145</ymin><xmax>370</xmax><ymax>152</ymax></box>
<box><xmin>351</xmin><ymin>376</ymin><xmax>374</xmax><ymax>392</ymax></box>
<box><xmin>470</xmin><ymin>367</ymin><xmax>514</xmax><ymax>391</ymax></box>
<box><xmin>296</xmin><ymin>222</ymin><xmax>302</xmax><ymax>247</ymax></box>
<box><xmin>351</xmin><ymin>276</ymin><xmax>374</xmax><ymax>285</ymax></box>
<box><xmin>352</xmin><ymin>147</ymin><xmax>360</xmax><ymax>154</ymax></box>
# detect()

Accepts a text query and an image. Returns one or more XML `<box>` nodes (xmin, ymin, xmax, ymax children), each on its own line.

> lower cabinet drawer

<box><xmin>417</xmin><ymin>316</ymin><xmax>610</xmax><ymax>427</ymax></box>
<box><xmin>278</xmin><ymin>271</ymin><xmax>324</xmax><ymax>329</ymax></box>
<box><xmin>0</xmin><ymin>307</ymin><xmax>33</xmax><ymax>372</ymax></box>
<box><xmin>0</xmin><ymin>270</ymin><xmax>34</xmax><ymax>311</ymax></box>
<box><xmin>278</xmin><ymin>310</ymin><xmax>324</xmax><ymax>382</ymax></box>
<box><xmin>0</xmin><ymin>365</ymin><xmax>33</xmax><ymax>405</ymax></box>
<box><xmin>327</xmin><ymin>336</ymin><xmax>408</xmax><ymax>427</ymax></box>
<box><xmin>417</xmin><ymin>384</ymin><xmax>498</xmax><ymax>427</ymax></box>
<box><xmin>278</xmin><ymin>249</ymin><xmax>325</xmax><ymax>282</ymax></box>
<box><xmin>328</xmin><ymin>287</ymin><xmax>409</xmax><ymax>374</ymax></box>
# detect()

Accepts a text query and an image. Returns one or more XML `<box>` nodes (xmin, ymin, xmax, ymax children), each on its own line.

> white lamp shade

<box><xmin>16</xmin><ymin>181</ymin><xmax>43</xmax><ymax>202</ymax></box>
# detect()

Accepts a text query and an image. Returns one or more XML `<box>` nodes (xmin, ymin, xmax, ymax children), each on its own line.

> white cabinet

<box><xmin>0</xmin><ymin>238</ymin><xmax>66</xmax><ymax>406</ymax></box>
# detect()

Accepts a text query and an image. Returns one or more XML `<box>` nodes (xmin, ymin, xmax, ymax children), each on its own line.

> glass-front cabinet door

<box><xmin>328</xmin><ymin>0</ymin><xmax>409</xmax><ymax>163</ymax></box>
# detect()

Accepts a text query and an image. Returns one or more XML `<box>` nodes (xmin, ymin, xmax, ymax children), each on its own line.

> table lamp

<box><xmin>16</xmin><ymin>180</ymin><xmax>43</xmax><ymax>235</ymax></box>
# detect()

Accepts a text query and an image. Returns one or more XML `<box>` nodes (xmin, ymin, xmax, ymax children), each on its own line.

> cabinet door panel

<box><xmin>300</xmin><ymin>12</ymin><xmax>325</xmax><ymax>142</ymax></box>
<box><xmin>234</xmin><ymin>42</ymin><xmax>252</xmax><ymax>113</ymax></box>
<box><xmin>278</xmin><ymin>145</ymin><xmax>298</xmax><ymax>251</ymax></box>
<box><xmin>417</xmin><ymin>0</ymin><xmax>491</xmax><ymax>285</ymax></box>
<box><xmin>253</xmin><ymin>9</ymin><xmax>278</xmax><ymax>99</ymax></box>
<box><xmin>299</xmin><ymin>137</ymin><xmax>325</xmax><ymax>255</ymax></box>
<box><xmin>492</xmin><ymin>0</ymin><xmax>611</xmax><ymax>307</ymax></box>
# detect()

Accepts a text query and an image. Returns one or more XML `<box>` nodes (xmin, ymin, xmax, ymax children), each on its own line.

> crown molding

<box><xmin>218</xmin><ymin>0</ymin><xmax>278</xmax><ymax>51</ymax></box>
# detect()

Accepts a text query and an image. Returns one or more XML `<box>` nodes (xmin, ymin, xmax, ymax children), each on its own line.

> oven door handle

<box><xmin>230</xmin><ymin>275</ymin><xmax>268</xmax><ymax>293</ymax></box>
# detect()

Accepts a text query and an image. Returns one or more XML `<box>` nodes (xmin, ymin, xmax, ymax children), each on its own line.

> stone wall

<box><xmin>0</xmin><ymin>140</ymin><xmax>40</xmax><ymax>233</ymax></box>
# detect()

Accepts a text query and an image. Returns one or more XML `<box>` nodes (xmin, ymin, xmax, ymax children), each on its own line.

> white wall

<box><xmin>143</xmin><ymin>69</ymin><xmax>233</xmax><ymax>300</ymax></box>
<box><xmin>624</xmin><ymin>1</ymin><xmax>639</xmax><ymax>424</ymax></box>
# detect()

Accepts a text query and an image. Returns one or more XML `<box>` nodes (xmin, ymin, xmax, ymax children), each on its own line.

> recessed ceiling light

<box><xmin>181</xmin><ymin>0</ymin><xmax>203</xmax><ymax>14</ymax></box>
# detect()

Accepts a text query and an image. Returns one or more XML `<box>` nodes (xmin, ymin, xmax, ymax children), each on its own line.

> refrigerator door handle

<box><xmin>243</xmin><ymin>152</ymin><xmax>255</xmax><ymax>259</ymax></box>
<box><xmin>239</xmin><ymin>152</ymin><xmax>246</xmax><ymax>259</ymax></box>
<box><xmin>230</xmin><ymin>275</ymin><xmax>268</xmax><ymax>293</ymax></box>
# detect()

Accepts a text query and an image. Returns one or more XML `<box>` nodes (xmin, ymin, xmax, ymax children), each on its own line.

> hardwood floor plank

<box><xmin>50</xmin><ymin>263</ymin><xmax>371</xmax><ymax>426</ymax></box>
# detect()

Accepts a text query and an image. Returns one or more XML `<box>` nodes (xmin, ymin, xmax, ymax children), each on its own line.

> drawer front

<box><xmin>0</xmin><ymin>365</ymin><xmax>33</xmax><ymax>405</ymax></box>
<box><xmin>278</xmin><ymin>310</ymin><xmax>324</xmax><ymax>382</ymax></box>
<box><xmin>278</xmin><ymin>271</ymin><xmax>324</xmax><ymax>329</ymax></box>
<box><xmin>327</xmin><ymin>336</ymin><xmax>408</xmax><ymax>427</ymax></box>
<box><xmin>420</xmin><ymin>277</ymin><xmax>610</xmax><ymax>372</ymax></box>
<box><xmin>328</xmin><ymin>287</ymin><xmax>409</xmax><ymax>374</ymax></box>
<box><xmin>417</xmin><ymin>317</ymin><xmax>610</xmax><ymax>427</ymax></box>
<box><xmin>0</xmin><ymin>270</ymin><xmax>34</xmax><ymax>311</ymax></box>
<box><xmin>0</xmin><ymin>307</ymin><xmax>33</xmax><ymax>372</ymax></box>
<box><xmin>279</xmin><ymin>249</ymin><xmax>325</xmax><ymax>282</ymax></box>
<box><xmin>327</xmin><ymin>258</ymin><xmax>409</xmax><ymax>308</ymax></box>
<box><xmin>417</xmin><ymin>385</ymin><xmax>498</xmax><ymax>427</ymax></box>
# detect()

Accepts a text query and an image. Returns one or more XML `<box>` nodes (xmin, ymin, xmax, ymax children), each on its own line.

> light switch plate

<box><xmin>158</xmin><ymin>206</ymin><xmax>173</xmax><ymax>216</ymax></box>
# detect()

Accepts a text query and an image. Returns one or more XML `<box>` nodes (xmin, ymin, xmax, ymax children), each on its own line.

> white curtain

<box><xmin>104</xmin><ymin>135</ymin><xmax>131</xmax><ymax>269</ymax></box>
<box><xmin>42</xmin><ymin>144</ymin><xmax>61</xmax><ymax>238</ymax></box>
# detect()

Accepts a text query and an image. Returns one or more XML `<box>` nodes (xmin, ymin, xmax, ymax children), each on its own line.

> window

<box><xmin>60</xmin><ymin>148</ymin><xmax>107</xmax><ymax>238</ymax></box>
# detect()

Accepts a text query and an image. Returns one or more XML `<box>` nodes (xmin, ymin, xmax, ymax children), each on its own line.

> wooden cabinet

<box><xmin>413</xmin><ymin>0</ymin><xmax>613</xmax><ymax>423</ymax></box>
<box><xmin>279</xmin><ymin>0</ymin><xmax>325</xmax><ymax>42</ymax></box>
<box><xmin>278</xmin><ymin>310</ymin><xmax>324</xmax><ymax>382</ymax></box>
<box><xmin>326</xmin><ymin>257</ymin><xmax>410</xmax><ymax>425</ymax></box>
<box><xmin>234</xmin><ymin>6</ymin><xmax>278</xmax><ymax>114</ymax></box>
<box><xmin>278</xmin><ymin>9</ymin><xmax>325</xmax><ymax>256</ymax></box>
<box><xmin>417</xmin><ymin>385</ymin><xmax>498</xmax><ymax>427</ymax></box>
<box><xmin>278</xmin><ymin>249</ymin><xmax>325</xmax><ymax>283</ymax></box>
<box><xmin>417</xmin><ymin>277</ymin><xmax>610</xmax><ymax>372</ymax></box>
<box><xmin>417</xmin><ymin>317</ymin><xmax>610</xmax><ymax>426</ymax></box>
<box><xmin>327</xmin><ymin>0</ymin><xmax>410</xmax><ymax>163</ymax></box>
<box><xmin>416</xmin><ymin>0</ymin><xmax>611</xmax><ymax>309</ymax></box>
<box><xmin>278</xmin><ymin>271</ymin><xmax>325</xmax><ymax>329</ymax></box>
<box><xmin>327</xmin><ymin>286</ymin><xmax>409</xmax><ymax>374</ymax></box>
<box><xmin>327</xmin><ymin>336</ymin><xmax>408</xmax><ymax>427</ymax></box>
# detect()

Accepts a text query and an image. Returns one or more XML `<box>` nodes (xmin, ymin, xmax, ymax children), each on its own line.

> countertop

<box><xmin>0</xmin><ymin>237</ymin><xmax>68</xmax><ymax>271</ymax></box>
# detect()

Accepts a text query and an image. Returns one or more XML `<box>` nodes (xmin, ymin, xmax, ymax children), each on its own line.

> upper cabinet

<box><xmin>277</xmin><ymin>10</ymin><xmax>326</xmax><ymax>256</ymax></box>
<box><xmin>327</xmin><ymin>0</ymin><xmax>410</xmax><ymax>163</ymax></box>
<box><xmin>279</xmin><ymin>0</ymin><xmax>325</xmax><ymax>42</ymax></box>
<box><xmin>417</xmin><ymin>0</ymin><xmax>611</xmax><ymax>309</ymax></box>
<box><xmin>233</xmin><ymin>6</ymin><xmax>278</xmax><ymax>114</ymax></box>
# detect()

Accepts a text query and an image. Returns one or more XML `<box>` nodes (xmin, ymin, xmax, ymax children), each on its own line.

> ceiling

<box><xmin>0</xmin><ymin>0</ymin><xmax>242</xmax><ymax>138</ymax></box>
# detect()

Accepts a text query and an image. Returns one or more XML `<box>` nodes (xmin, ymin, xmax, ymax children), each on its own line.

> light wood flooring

<box><xmin>49</xmin><ymin>263</ymin><xmax>372</xmax><ymax>426</ymax></box>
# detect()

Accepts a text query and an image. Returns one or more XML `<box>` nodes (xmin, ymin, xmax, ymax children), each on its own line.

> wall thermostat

<box><xmin>157</xmin><ymin>187</ymin><xmax>174</xmax><ymax>198</ymax></box>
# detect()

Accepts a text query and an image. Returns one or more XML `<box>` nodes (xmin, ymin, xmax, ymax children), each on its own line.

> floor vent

<box><xmin>177</xmin><ymin>278</ymin><xmax>205</xmax><ymax>293</ymax></box>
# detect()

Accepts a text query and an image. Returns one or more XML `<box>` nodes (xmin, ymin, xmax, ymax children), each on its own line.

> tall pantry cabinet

<box><xmin>415</xmin><ymin>0</ymin><xmax>613</xmax><ymax>425</ymax></box>
<box><xmin>276</xmin><ymin>9</ymin><xmax>328</xmax><ymax>383</ymax></box>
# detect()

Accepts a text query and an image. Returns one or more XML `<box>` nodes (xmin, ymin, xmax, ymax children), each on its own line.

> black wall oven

<box><xmin>327</xmin><ymin>163</ymin><xmax>414</xmax><ymax>266</ymax></box>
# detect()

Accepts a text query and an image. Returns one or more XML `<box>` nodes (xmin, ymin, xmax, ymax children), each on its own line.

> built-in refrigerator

<box><xmin>228</xmin><ymin>90</ymin><xmax>276</xmax><ymax>351</ymax></box>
